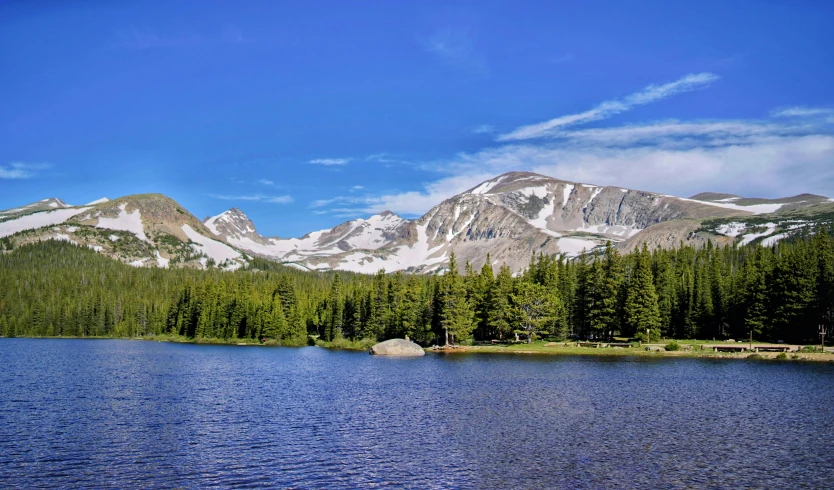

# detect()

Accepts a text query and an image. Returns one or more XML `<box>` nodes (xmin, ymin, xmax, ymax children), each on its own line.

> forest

<box><xmin>1</xmin><ymin>228</ymin><xmax>832</xmax><ymax>346</ymax></box>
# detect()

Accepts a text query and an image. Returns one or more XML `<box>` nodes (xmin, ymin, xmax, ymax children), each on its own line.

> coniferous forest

<box><xmin>1</xmin><ymin>229</ymin><xmax>832</xmax><ymax>345</ymax></box>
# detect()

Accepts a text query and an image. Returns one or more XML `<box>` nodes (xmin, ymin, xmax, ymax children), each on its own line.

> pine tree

<box><xmin>326</xmin><ymin>274</ymin><xmax>344</xmax><ymax>341</ymax></box>
<box><xmin>624</xmin><ymin>245</ymin><xmax>661</xmax><ymax>341</ymax></box>
<box><xmin>440</xmin><ymin>252</ymin><xmax>475</xmax><ymax>345</ymax></box>
<box><xmin>512</xmin><ymin>281</ymin><xmax>557</xmax><ymax>343</ymax></box>
<box><xmin>487</xmin><ymin>264</ymin><xmax>515</xmax><ymax>340</ymax></box>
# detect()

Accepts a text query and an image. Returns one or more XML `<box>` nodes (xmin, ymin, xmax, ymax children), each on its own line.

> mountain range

<box><xmin>2</xmin><ymin>171</ymin><xmax>832</xmax><ymax>274</ymax></box>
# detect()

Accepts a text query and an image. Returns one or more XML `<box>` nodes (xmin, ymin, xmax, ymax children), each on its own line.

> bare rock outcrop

<box><xmin>370</xmin><ymin>339</ymin><xmax>426</xmax><ymax>356</ymax></box>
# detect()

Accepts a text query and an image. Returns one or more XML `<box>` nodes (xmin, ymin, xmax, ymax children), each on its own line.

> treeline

<box><xmin>1</xmin><ymin>229</ymin><xmax>833</xmax><ymax>345</ymax></box>
<box><xmin>311</xmin><ymin>230</ymin><xmax>834</xmax><ymax>345</ymax></box>
<box><xmin>0</xmin><ymin>242</ymin><xmax>328</xmax><ymax>344</ymax></box>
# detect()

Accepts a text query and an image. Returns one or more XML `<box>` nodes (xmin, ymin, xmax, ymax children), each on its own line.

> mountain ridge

<box><xmin>2</xmin><ymin>172</ymin><xmax>831</xmax><ymax>274</ymax></box>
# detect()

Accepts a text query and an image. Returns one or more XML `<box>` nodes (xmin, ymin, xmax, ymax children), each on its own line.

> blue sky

<box><xmin>2</xmin><ymin>1</ymin><xmax>833</xmax><ymax>237</ymax></box>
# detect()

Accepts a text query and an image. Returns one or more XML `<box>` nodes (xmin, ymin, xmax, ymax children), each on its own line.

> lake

<box><xmin>1</xmin><ymin>339</ymin><xmax>832</xmax><ymax>488</ymax></box>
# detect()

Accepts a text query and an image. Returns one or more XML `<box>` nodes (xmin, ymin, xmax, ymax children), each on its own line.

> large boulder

<box><xmin>370</xmin><ymin>339</ymin><xmax>425</xmax><ymax>356</ymax></box>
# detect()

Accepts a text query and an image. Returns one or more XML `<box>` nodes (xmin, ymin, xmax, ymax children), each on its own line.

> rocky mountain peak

<box><xmin>204</xmin><ymin>208</ymin><xmax>263</xmax><ymax>243</ymax></box>
<box><xmin>0</xmin><ymin>197</ymin><xmax>73</xmax><ymax>220</ymax></box>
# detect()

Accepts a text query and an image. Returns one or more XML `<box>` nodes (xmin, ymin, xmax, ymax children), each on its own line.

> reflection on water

<box><xmin>1</xmin><ymin>339</ymin><xmax>832</xmax><ymax>488</ymax></box>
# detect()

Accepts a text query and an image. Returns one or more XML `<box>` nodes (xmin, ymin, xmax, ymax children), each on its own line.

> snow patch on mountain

<box><xmin>517</xmin><ymin>185</ymin><xmax>549</xmax><ymax>199</ymax></box>
<box><xmin>470</xmin><ymin>177</ymin><xmax>502</xmax><ymax>195</ymax></box>
<box><xmin>557</xmin><ymin>237</ymin><xmax>598</xmax><ymax>256</ymax></box>
<box><xmin>715</xmin><ymin>222</ymin><xmax>747</xmax><ymax>237</ymax></box>
<box><xmin>529</xmin><ymin>198</ymin><xmax>559</xmax><ymax>236</ymax></box>
<box><xmin>86</xmin><ymin>197</ymin><xmax>110</xmax><ymax>206</ymax></box>
<box><xmin>95</xmin><ymin>203</ymin><xmax>149</xmax><ymax>242</ymax></box>
<box><xmin>181</xmin><ymin>224</ymin><xmax>243</xmax><ymax>269</ymax></box>
<box><xmin>155</xmin><ymin>250</ymin><xmax>170</xmax><ymax>268</ymax></box>
<box><xmin>0</xmin><ymin>207</ymin><xmax>91</xmax><ymax>238</ymax></box>
<box><xmin>687</xmin><ymin>199</ymin><xmax>784</xmax><ymax>214</ymax></box>
<box><xmin>739</xmin><ymin>223</ymin><xmax>778</xmax><ymax>245</ymax></box>
<box><xmin>761</xmin><ymin>233</ymin><xmax>789</xmax><ymax>247</ymax></box>
<box><xmin>335</xmin><ymin>213</ymin><xmax>405</xmax><ymax>250</ymax></box>
<box><xmin>333</xmin><ymin>223</ymin><xmax>446</xmax><ymax>274</ymax></box>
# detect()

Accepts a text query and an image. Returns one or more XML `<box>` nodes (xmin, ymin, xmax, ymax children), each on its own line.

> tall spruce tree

<box><xmin>440</xmin><ymin>252</ymin><xmax>475</xmax><ymax>345</ymax></box>
<box><xmin>624</xmin><ymin>245</ymin><xmax>661</xmax><ymax>341</ymax></box>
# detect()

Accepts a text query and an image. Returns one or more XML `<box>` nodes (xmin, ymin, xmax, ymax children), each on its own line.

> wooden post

<box><xmin>750</xmin><ymin>329</ymin><xmax>753</xmax><ymax>351</ymax></box>
<box><xmin>820</xmin><ymin>324</ymin><xmax>826</xmax><ymax>353</ymax></box>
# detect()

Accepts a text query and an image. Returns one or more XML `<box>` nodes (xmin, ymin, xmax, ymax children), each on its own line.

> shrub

<box><xmin>776</xmin><ymin>352</ymin><xmax>788</xmax><ymax>360</ymax></box>
<box><xmin>747</xmin><ymin>353</ymin><xmax>763</xmax><ymax>360</ymax></box>
<box><xmin>664</xmin><ymin>341</ymin><xmax>681</xmax><ymax>351</ymax></box>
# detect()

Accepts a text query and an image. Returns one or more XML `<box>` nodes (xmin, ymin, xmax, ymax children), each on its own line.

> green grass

<box><xmin>315</xmin><ymin>337</ymin><xmax>377</xmax><ymax>351</ymax></box>
<box><xmin>441</xmin><ymin>340</ymin><xmax>831</xmax><ymax>361</ymax></box>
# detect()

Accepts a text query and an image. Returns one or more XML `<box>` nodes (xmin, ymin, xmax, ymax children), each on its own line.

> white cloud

<box><xmin>357</xmin><ymin>114</ymin><xmax>834</xmax><ymax>216</ymax></box>
<box><xmin>0</xmin><ymin>162</ymin><xmax>48</xmax><ymax>179</ymax></box>
<box><xmin>497</xmin><ymin>72</ymin><xmax>720</xmax><ymax>141</ymax></box>
<box><xmin>212</xmin><ymin>194</ymin><xmax>293</xmax><ymax>204</ymax></box>
<box><xmin>308</xmin><ymin>158</ymin><xmax>350</xmax><ymax>166</ymax></box>
<box><xmin>257</xmin><ymin>179</ymin><xmax>274</xmax><ymax>186</ymax></box>
<box><xmin>771</xmin><ymin>106</ymin><xmax>834</xmax><ymax>118</ymax></box>
<box><xmin>265</xmin><ymin>196</ymin><xmax>294</xmax><ymax>204</ymax></box>
<box><xmin>350</xmin><ymin>185</ymin><xmax>364</xmax><ymax>191</ymax></box>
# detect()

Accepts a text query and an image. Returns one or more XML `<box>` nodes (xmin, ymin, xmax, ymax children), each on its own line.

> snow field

<box><xmin>0</xmin><ymin>207</ymin><xmax>91</xmax><ymax>238</ymax></box>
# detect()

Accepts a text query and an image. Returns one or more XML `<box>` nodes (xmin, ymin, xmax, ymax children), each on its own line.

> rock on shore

<box><xmin>370</xmin><ymin>339</ymin><xmax>425</xmax><ymax>356</ymax></box>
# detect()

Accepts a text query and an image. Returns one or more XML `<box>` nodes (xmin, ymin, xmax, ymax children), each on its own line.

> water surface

<box><xmin>1</xmin><ymin>339</ymin><xmax>832</xmax><ymax>488</ymax></box>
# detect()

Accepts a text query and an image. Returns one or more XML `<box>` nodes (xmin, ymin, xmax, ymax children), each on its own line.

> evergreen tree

<box><xmin>624</xmin><ymin>245</ymin><xmax>661</xmax><ymax>341</ymax></box>
<box><xmin>487</xmin><ymin>264</ymin><xmax>515</xmax><ymax>340</ymax></box>
<box><xmin>440</xmin><ymin>252</ymin><xmax>475</xmax><ymax>345</ymax></box>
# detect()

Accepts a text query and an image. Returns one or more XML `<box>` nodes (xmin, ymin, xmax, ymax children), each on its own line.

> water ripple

<box><xmin>1</xmin><ymin>340</ymin><xmax>833</xmax><ymax>488</ymax></box>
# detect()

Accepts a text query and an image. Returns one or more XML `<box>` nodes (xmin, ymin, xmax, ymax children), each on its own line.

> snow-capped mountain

<box><xmin>2</xmin><ymin>171</ymin><xmax>831</xmax><ymax>274</ymax></box>
<box><xmin>203</xmin><ymin>171</ymin><xmax>831</xmax><ymax>274</ymax></box>
<box><xmin>1</xmin><ymin>194</ymin><xmax>247</xmax><ymax>271</ymax></box>
<box><xmin>203</xmin><ymin>208</ymin><xmax>409</xmax><ymax>267</ymax></box>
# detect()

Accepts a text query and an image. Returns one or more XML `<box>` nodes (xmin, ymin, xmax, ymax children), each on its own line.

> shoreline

<box><xmin>430</xmin><ymin>343</ymin><xmax>834</xmax><ymax>362</ymax></box>
<box><xmin>2</xmin><ymin>335</ymin><xmax>833</xmax><ymax>362</ymax></box>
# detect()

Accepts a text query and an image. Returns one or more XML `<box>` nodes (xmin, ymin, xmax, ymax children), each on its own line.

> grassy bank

<box><xmin>315</xmin><ymin>337</ymin><xmax>377</xmax><ymax>351</ymax></box>
<box><xmin>4</xmin><ymin>335</ymin><xmax>832</xmax><ymax>361</ymax></box>
<box><xmin>432</xmin><ymin>340</ymin><xmax>834</xmax><ymax>362</ymax></box>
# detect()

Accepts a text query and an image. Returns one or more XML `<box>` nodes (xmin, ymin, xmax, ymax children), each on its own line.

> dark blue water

<box><xmin>1</xmin><ymin>340</ymin><xmax>833</xmax><ymax>488</ymax></box>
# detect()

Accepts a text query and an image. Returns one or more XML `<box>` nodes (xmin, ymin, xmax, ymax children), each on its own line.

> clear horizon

<box><xmin>2</xmin><ymin>1</ymin><xmax>833</xmax><ymax>236</ymax></box>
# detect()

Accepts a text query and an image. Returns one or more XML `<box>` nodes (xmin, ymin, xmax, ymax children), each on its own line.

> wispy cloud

<box><xmin>366</xmin><ymin>153</ymin><xmax>395</xmax><ymax>163</ymax></box>
<box><xmin>212</xmin><ymin>194</ymin><xmax>293</xmax><ymax>204</ymax></box>
<box><xmin>350</xmin><ymin>185</ymin><xmax>365</xmax><ymax>191</ymax></box>
<box><xmin>771</xmin><ymin>106</ymin><xmax>834</xmax><ymax>118</ymax></box>
<box><xmin>471</xmin><ymin>124</ymin><xmax>496</xmax><ymax>135</ymax></box>
<box><xmin>351</xmin><ymin>109</ymin><xmax>834</xmax><ymax>217</ymax></box>
<box><xmin>309</xmin><ymin>158</ymin><xmax>350</xmax><ymax>166</ymax></box>
<box><xmin>0</xmin><ymin>162</ymin><xmax>49</xmax><ymax>179</ymax></box>
<box><xmin>109</xmin><ymin>26</ymin><xmax>200</xmax><ymax>50</ymax></box>
<box><xmin>498</xmin><ymin>72</ymin><xmax>720</xmax><ymax>141</ymax></box>
<box><xmin>422</xmin><ymin>28</ymin><xmax>487</xmax><ymax>74</ymax></box>
<box><xmin>310</xmin><ymin>196</ymin><xmax>362</xmax><ymax>208</ymax></box>
<box><xmin>257</xmin><ymin>179</ymin><xmax>275</xmax><ymax>186</ymax></box>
